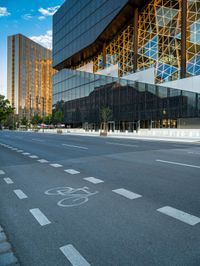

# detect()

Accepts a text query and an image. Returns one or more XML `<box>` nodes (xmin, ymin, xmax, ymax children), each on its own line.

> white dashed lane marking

<box><xmin>0</xmin><ymin>170</ymin><xmax>5</xmax><ymax>175</ymax></box>
<box><xmin>13</xmin><ymin>189</ymin><xmax>28</xmax><ymax>199</ymax></box>
<box><xmin>23</xmin><ymin>153</ymin><xmax>30</xmax><ymax>155</ymax></box>
<box><xmin>62</xmin><ymin>144</ymin><xmax>88</xmax><ymax>150</ymax></box>
<box><xmin>4</xmin><ymin>178</ymin><xmax>14</xmax><ymax>184</ymax></box>
<box><xmin>83</xmin><ymin>177</ymin><xmax>104</xmax><ymax>184</ymax></box>
<box><xmin>157</xmin><ymin>206</ymin><xmax>200</xmax><ymax>226</ymax></box>
<box><xmin>29</xmin><ymin>208</ymin><xmax>51</xmax><ymax>226</ymax></box>
<box><xmin>50</xmin><ymin>164</ymin><xmax>63</xmax><ymax>168</ymax></box>
<box><xmin>32</xmin><ymin>139</ymin><xmax>44</xmax><ymax>142</ymax></box>
<box><xmin>112</xmin><ymin>188</ymin><xmax>142</xmax><ymax>200</ymax></box>
<box><xmin>60</xmin><ymin>244</ymin><xmax>91</xmax><ymax>266</ymax></box>
<box><xmin>156</xmin><ymin>159</ymin><xmax>200</xmax><ymax>169</ymax></box>
<box><xmin>64</xmin><ymin>169</ymin><xmax>80</xmax><ymax>175</ymax></box>
<box><xmin>38</xmin><ymin>159</ymin><xmax>49</xmax><ymax>163</ymax></box>
<box><xmin>29</xmin><ymin>155</ymin><xmax>38</xmax><ymax>159</ymax></box>
<box><xmin>188</xmin><ymin>151</ymin><xmax>200</xmax><ymax>155</ymax></box>
<box><xmin>17</xmin><ymin>150</ymin><xmax>23</xmax><ymax>153</ymax></box>
<box><xmin>106</xmin><ymin>142</ymin><xmax>138</xmax><ymax>147</ymax></box>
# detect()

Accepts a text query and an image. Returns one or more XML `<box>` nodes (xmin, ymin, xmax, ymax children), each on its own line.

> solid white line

<box><xmin>106</xmin><ymin>142</ymin><xmax>138</xmax><ymax>147</ymax></box>
<box><xmin>83</xmin><ymin>177</ymin><xmax>104</xmax><ymax>184</ymax></box>
<box><xmin>4</xmin><ymin>178</ymin><xmax>13</xmax><ymax>184</ymax></box>
<box><xmin>38</xmin><ymin>159</ymin><xmax>49</xmax><ymax>163</ymax></box>
<box><xmin>13</xmin><ymin>189</ymin><xmax>28</xmax><ymax>199</ymax></box>
<box><xmin>62</xmin><ymin>144</ymin><xmax>88</xmax><ymax>150</ymax></box>
<box><xmin>50</xmin><ymin>163</ymin><xmax>62</xmax><ymax>168</ymax></box>
<box><xmin>156</xmin><ymin>159</ymin><xmax>200</xmax><ymax>169</ymax></box>
<box><xmin>157</xmin><ymin>206</ymin><xmax>200</xmax><ymax>226</ymax></box>
<box><xmin>64</xmin><ymin>169</ymin><xmax>80</xmax><ymax>175</ymax></box>
<box><xmin>29</xmin><ymin>155</ymin><xmax>38</xmax><ymax>158</ymax></box>
<box><xmin>29</xmin><ymin>208</ymin><xmax>51</xmax><ymax>226</ymax></box>
<box><xmin>112</xmin><ymin>188</ymin><xmax>142</xmax><ymax>200</ymax></box>
<box><xmin>60</xmin><ymin>244</ymin><xmax>91</xmax><ymax>266</ymax></box>
<box><xmin>0</xmin><ymin>170</ymin><xmax>5</xmax><ymax>175</ymax></box>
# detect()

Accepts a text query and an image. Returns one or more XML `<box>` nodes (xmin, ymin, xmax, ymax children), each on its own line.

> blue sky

<box><xmin>0</xmin><ymin>0</ymin><xmax>65</xmax><ymax>97</ymax></box>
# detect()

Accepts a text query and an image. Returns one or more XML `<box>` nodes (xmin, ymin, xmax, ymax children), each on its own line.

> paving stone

<box><xmin>0</xmin><ymin>241</ymin><xmax>11</xmax><ymax>254</ymax></box>
<box><xmin>0</xmin><ymin>232</ymin><xmax>7</xmax><ymax>243</ymax></box>
<box><xmin>0</xmin><ymin>252</ymin><xmax>18</xmax><ymax>265</ymax></box>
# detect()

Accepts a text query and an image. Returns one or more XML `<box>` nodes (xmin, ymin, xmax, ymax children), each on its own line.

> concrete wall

<box><xmin>161</xmin><ymin>74</ymin><xmax>200</xmax><ymax>94</ymax></box>
<box><xmin>96</xmin><ymin>64</ymin><xmax>119</xmax><ymax>77</ymax></box>
<box><xmin>178</xmin><ymin>118</ymin><xmax>200</xmax><ymax>129</ymax></box>
<box><xmin>123</xmin><ymin>67</ymin><xmax>155</xmax><ymax>84</ymax></box>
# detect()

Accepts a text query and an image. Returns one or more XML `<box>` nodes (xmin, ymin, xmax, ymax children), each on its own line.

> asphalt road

<box><xmin>0</xmin><ymin>130</ymin><xmax>200</xmax><ymax>266</ymax></box>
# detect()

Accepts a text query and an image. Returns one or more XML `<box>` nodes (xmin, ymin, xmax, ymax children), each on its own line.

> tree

<box><xmin>0</xmin><ymin>95</ymin><xmax>14</xmax><ymax>126</ymax></box>
<box><xmin>54</xmin><ymin>110</ymin><xmax>63</xmax><ymax>124</ymax></box>
<box><xmin>4</xmin><ymin>114</ymin><xmax>18</xmax><ymax>130</ymax></box>
<box><xmin>100</xmin><ymin>106</ymin><xmax>112</xmax><ymax>133</ymax></box>
<box><xmin>31</xmin><ymin>114</ymin><xmax>42</xmax><ymax>126</ymax></box>
<box><xmin>20</xmin><ymin>117</ymin><xmax>28</xmax><ymax>127</ymax></box>
<box><xmin>43</xmin><ymin>115</ymin><xmax>52</xmax><ymax>125</ymax></box>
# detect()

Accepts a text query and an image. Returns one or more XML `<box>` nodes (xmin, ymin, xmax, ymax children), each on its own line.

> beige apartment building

<box><xmin>7</xmin><ymin>34</ymin><xmax>55</xmax><ymax>119</ymax></box>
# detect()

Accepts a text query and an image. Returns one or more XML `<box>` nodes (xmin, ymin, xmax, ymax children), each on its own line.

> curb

<box><xmin>0</xmin><ymin>225</ymin><xmax>20</xmax><ymax>266</ymax></box>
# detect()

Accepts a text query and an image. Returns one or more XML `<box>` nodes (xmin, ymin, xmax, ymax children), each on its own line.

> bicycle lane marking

<box><xmin>44</xmin><ymin>186</ymin><xmax>99</xmax><ymax>207</ymax></box>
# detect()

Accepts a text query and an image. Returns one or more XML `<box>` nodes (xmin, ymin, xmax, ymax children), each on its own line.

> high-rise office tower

<box><xmin>7</xmin><ymin>34</ymin><xmax>55</xmax><ymax>119</ymax></box>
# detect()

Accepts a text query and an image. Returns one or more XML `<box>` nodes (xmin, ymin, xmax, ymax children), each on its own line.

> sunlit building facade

<box><xmin>52</xmin><ymin>0</ymin><xmax>200</xmax><ymax>129</ymax></box>
<box><xmin>7</xmin><ymin>34</ymin><xmax>55</xmax><ymax>119</ymax></box>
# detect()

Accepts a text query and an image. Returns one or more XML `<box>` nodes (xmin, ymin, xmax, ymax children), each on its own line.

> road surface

<box><xmin>0</xmin><ymin>131</ymin><xmax>200</xmax><ymax>265</ymax></box>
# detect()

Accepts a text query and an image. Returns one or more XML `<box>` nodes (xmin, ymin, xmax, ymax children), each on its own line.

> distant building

<box><xmin>7</xmin><ymin>34</ymin><xmax>55</xmax><ymax>119</ymax></box>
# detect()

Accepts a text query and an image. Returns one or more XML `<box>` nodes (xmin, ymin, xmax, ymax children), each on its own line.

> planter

<box><xmin>100</xmin><ymin>131</ymin><xmax>107</xmax><ymax>136</ymax></box>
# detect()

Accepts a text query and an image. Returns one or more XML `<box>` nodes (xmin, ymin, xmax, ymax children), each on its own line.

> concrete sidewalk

<box><xmin>24</xmin><ymin>128</ymin><xmax>200</xmax><ymax>143</ymax></box>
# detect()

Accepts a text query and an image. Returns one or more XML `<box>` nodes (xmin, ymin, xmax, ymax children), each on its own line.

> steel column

<box><xmin>134</xmin><ymin>8</ymin><xmax>139</xmax><ymax>72</ymax></box>
<box><xmin>181</xmin><ymin>0</ymin><xmax>187</xmax><ymax>79</ymax></box>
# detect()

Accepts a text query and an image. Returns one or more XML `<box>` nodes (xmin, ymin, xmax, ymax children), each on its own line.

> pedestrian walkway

<box><xmin>25</xmin><ymin>128</ymin><xmax>200</xmax><ymax>143</ymax></box>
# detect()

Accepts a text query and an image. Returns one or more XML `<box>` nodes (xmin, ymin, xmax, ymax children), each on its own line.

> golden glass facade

<box><xmin>186</xmin><ymin>0</ymin><xmax>200</xmax><ymax>76</ymax></box>
<box><xmin>93</xmin><ymin>25</ymin><xmax>134</xmax><ymax>77</ymax></box>
<box><xmin>138</xmin><ymin>0</ymin><xmax>182</xmax><ymax>83</ymax></box>
<box><xmin>7</xmin><ymin>34</ymin><xmax>55</xmax><ymax>119</ymax></box>
<box><xmin>91</xmin><ymin>0</ymin><xmax>200</xmax><ymax>84</ymax></box>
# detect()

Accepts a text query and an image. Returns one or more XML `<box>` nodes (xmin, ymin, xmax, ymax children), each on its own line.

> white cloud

<box><xmin>0</xmin><ymin>7</ymin><xmax>10</xmax><ymax>17</ymax></box>
<box><xmin>30</xmin><ymin>30</ymin><xmax>52</xmax><ymax>50</ymax></box>
<box><xmin>22</xmin><ymin>14</ymin><xmax>33</xmax><ymax>20</ymax></box>
<box><xmin>38</xmin><ymin>6</ymin><xmax>60</xmax><ymax>18</ymax></box>
<box><xmin>38</xmin><ymin>16</ymin><xmax>45</xmax><ymax>21</ymax></box>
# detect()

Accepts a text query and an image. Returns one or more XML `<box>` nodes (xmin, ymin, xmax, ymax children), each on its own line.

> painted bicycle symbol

<box><xmin>45</xmin><ymin>186</ymin><xmax>98</xmax><ymax>207</ymax></box>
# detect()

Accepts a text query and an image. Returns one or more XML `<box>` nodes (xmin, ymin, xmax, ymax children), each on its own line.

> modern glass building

<box><xmin>53</xmin><ymin>0</ymin><xmax>200</xmax><ymax>129</ymax></box>
<box><xmin>7</xmin><ymin>34</ymin><xmax>55</xmax><ymax>119</ymax></box>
